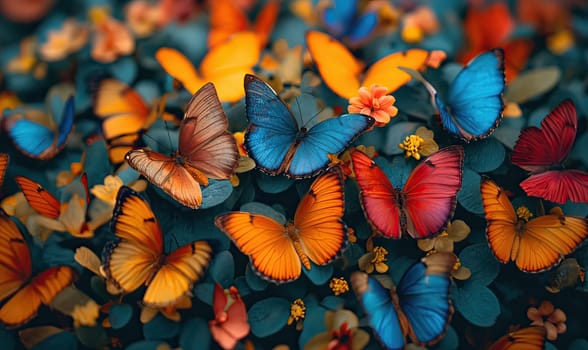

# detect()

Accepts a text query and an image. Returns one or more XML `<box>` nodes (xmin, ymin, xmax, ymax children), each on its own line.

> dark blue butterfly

<box><xmin>244</xmin><ymin>74</ymin><xmax>374</xmax><ymax>179</ymax></box>
<box><xmin>402</xmin><ymin>49</ymin><xmax>505</xmax><ymax>142</ymax></box>
<box><xmin>351</xmin><ymin>252</ymin><xmax>456</xmax><ymax>350</ymax></box>
<box><xmin>3</xmin><ymin>95</ymin><xmax>74</xmax><ymax>160</ymax></box>
<box><xmin>321</xmin><ymin>0</ymin><xmax>378</xmax><ymax>45</ymax></box>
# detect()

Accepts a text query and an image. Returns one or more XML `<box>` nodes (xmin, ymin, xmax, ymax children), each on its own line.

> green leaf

<box><xmin>492</xmin><ymin>117</ymin><xmax>525</xmax><ymax>149</ymax></box>
<box><xmin>303</xmin><ymin>262</ymin><xmax>333</xmax><ymax>286</ymax></box>
<box><xmin>256</xmin><ymin>173</ymin><xmax>294</xmax><ymax>194</ymax></box>
<box><xmin>201</xmin><ymin>180</ymin><xmax>234</xmax><ymax>209</ymax></box>
<box><xmin>210</xmin><ymin>250</ymin><xmax>235</xmax><ymax>287</ymax></box>
<box><xmin>320</xmin><ymin>296</ymin><xmax>345</xmax><ymax>310</ymax></box>
<box><xmin>434</xmin><ymin>325</ymin><xmax>458</xmax><ymax>350</ymax></box>
<box><xmin>74</xmin><ymin>326</ymin><xmax>109</xmax><ymax>349</ymax></box>
<box><xmin>248</xmin><ymin>297</ymin><xmax>291</xmax><ymax>338</ymax></box>
<box><xmin>143</xmin><ymin>314</ymin><xmax>181</xmax><ymax>340</ymax></box>
<box><xmin>452</xmin><ymin>284</ymin><xmax>500</xmax><ymax>327</ymax></box>
<box><xmin>240</xmin><ymin>202</ymin><xmax>286</xmax><ymax>224</ymax></box>
<box><xmin>0</xmin><ymin>328</ymin><xmax>15</xmax><ymax>350</ymax></box>
<box><xmin>457</xmin><ymin>168</ymin><xmax>484</xmax><ymax>214</ymax></box>
<box><xmin>382</xmin><ymin>121</ymin><xmax>423</xmax><ymax>155</ymax></box>
<box><xmin>179</xmin><ymin>318</ymin><xmax>211</xmax><ymax>350</ymax></box>
<box><xmin>464</xmin><ymin>138</ymin><xmax>505</xmax><ymax>173</ymax></box>
<box><xmin>109</xmin><ymin>303</ymin><xmax>134</xmax><ymax>330</ymax></box>
<box><xmin>459</xmin><ymin>243</ymin><xmax>500</xmax><ymax>286</ymax></box>
<box><xmin>32</xmin><ymin>331</ymin><xmax>77</xmax><ymax>350</ymax></box>
<box><xmin>125</xmin><ymin>341</ymin><xmax>169</xmax><ymax>350</ymax></box>
<box><xmin>298</xmin><ymin>303</ymin><xmax>327</xmax><ymax>349</ymax></box>
<box><xmin>245</xmin><ymin>263</ymin><xmax>269</xmax><ymax>291</ymax></box>
<box><xmin>505</xmin><ymin>67</ymin><xmax>561</xmax><ymax>104</ymax></box>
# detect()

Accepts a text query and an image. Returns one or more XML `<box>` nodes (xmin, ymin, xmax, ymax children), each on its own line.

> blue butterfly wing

<box><xmin>353</xmin><ymin>274</ymin><xmax>405</xmax><ymax>350</ymax></box>
<box><xmin>322</xmin><ymin>0</ymin><xmax>356</xmax><ymax>38</ymax></box>
<box><xmin>439</xmin><ymin>49</ymin><xmax>505</xmax><ymax>141</ymax></box>
<box><xmin>396</xmin><ymin>255</ymin><xmax>454</xmax><ymax>345</ymax></box>
<box><xmin>347</xmin><ymin>11</ymin><xmax>378</xmax><ymax>44</ymax></box>
<box><xmin>244</xmin><ymin>74</ymin><xmax>298</xmax><ymax>174</ymax></box>
<box><xmin>8</xmin><ymin>119</ymin><xmax>55</xmax><ymax>158</ymax></box>
<box><xmin>288</xmin><ymin>114</ymin><xmax>374</xmax><ymax>178</ymax></box>
<box><xmin>57</xmin><ymin>96</ymin><xmax>75</xmax><ymax>148</ymax></box>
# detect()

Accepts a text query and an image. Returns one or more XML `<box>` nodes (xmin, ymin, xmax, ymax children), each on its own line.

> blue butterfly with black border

<box><xmin>321</xmin><ymin>0</ymin><xmax>378</xmax><ymax>45</ymax></box>
<box><xmin>3</xmin><ymin>95</ymin><xmax>74</xmax><ymax>160</ymax></box>
<box><xmin>244</xmin><ymin>74</ymin><xmax>374</xmax><ymax>179</ymax></box>
<box><xmin>400</xmin><ymin>49</ymin><xmax>505</xmax><ymax>142</ymax></box>
<box><xmin>350</xmin><ymin>252</ymin><xmax>456</xmax><ymax>350</ymax></box>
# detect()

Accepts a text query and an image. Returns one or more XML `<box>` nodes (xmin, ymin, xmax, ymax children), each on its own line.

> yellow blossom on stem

<box><xmin>358</xmin><ymin>246</ymin><xmax>389</xmax><ymax>274</ymax></box>
<box><xmin>516</xmin><ymin>206</ymin><xmax>533</xmax><ymax>221</ymax></box>
<box><xmin>288</xmin><ymin>299</ymin><xmax>306</xmax><ymax>330</ymax></box>
<box><xmin>329</xmin><ymin>277</ymin><xmax>349</xmax><ymax>296</ymax></box>
<box><xmin>398</xmin><ymin>126</ymin><xmax>438</xmax><ymax>160</ymax></box>
<box><xmin>348</xmin><ymin>84</ymin><xmax>398</xmax><ymax>126</ymax></box>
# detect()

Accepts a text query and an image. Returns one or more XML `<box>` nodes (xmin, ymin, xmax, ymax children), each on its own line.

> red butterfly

<box><xmin>209</xmin><ymin>283</ymin><xmax>250</xmax><ymax>350</ymax></box>
<box><xmin>351</xmin><ymin>146</ymin><xmax>464</xmax><ymax>239</ymax></box>
<box><xmin>511</xmin><ymin>99</ymin><xmax>588</xmax><ymax>204</ymax></box>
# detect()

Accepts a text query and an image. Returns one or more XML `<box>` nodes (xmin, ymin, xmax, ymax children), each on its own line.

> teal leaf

<box><xmin>179</xmin><ymin>318</ymin><xmax>212</xmax><ymax>350</ymax></box>
<box><xmin>200</xmin><ymin>180</ymin><xmax>234</xmax><ymax>209</ymax></box>
<box><xmin>457</xmin><ymin>168</ymin><xmax>484</xmax><ymax>214</ymax></box>
<box><xmin>303</xmin><ymin>262</ymin><xmax>333</xmax><ymax>286</ymax></box>
<box><xmin>320</xmin><ymin>296</ymin><xmax>345</xmax><ymax>310</ymax></box>
<box><xmin>234</xmin><ymin>276</ymin><xmax>252</xmax><ymax>297</ymax></box>
<box><xmin>74</xmin><ymin>326</ymin><xmax>109</xmax><ymax>349</ymax></box>
<box><xmin>240</xmin><ymin>202</ymin><xmax>286</xmax><ymax>224</ymax></box>
<box><xmin>193</xmin><ymin>282</ymin><xmax>214</xmax><ymax>306</ymax></box>
<box><xmin>82</xmin><ymin>139</ymin><xmax>112</xmax><ymax>188</ymax></box>
<box><xmin>0</xmin><ymin>328</ymin><xmax>14</xmax><ymax>350</ymax></box>
<box><xmin>434</xmin><ymin>325</ymin><xmax>458</xmax><ymax>350</ymax></box>
<box><xmin>569</xmin><ymin>339</ymin><xmax>588</xmax><ymax>350</ymax></box>
<box><xmin>382</xmin><ymin>122</ymin><xmax>423</xmax><ymax>155</ymax></box>
<box><xmin>544</xmin><ymin>342</ymin><xmax>558</xmax><ymax>350</ymax></box>
<box><xmin>32</xmin><ymin>330</ymin><xmax>77</xmax><ymax>350</ymax></box>
<box><xmin>256</xmin><ymin>173</ymin><xmax>295</xmax><ymax>194</ymax></box>
<box><xmin>493</xmin><ymin>117</ymin><xmax>525</xmax><ymax>149</ymax></box>
<box><xmin>375</xmin><ymin>155</ymin><xmax>413</xmax><ymax>189</ymax></box>
<box><xmin>109</xmin><ymin>303</ymin><xmax>134</xmax><ymax>330</ymax></box>
<box><xmin>210</xmin><ymin>250</ymin><xmax>235</xmax><ymax>287</ymax></box>
<box><xmin>459</xmin><ymin>243</ymin><xmax>500</xmax><ymax>286</ymax></box>
<box><xmin>298</xmin><ymin>303</ymin><xmax>327</xmax><ymax>349</ymax></box>
<box><xmin>245</xmin><ymin>263</ymin><xmax>269</xmax><ymax>291</ymax></box>
<box><xmin>248</xmin><ymin>297</ymin><xmax>291</xmax><ymax>337</ymax></box>
<box><xmin>452</xmin><ymin>283</ymin><xmax>500</xmax><ymax>327</ymax></box>
<box><xmin>464</xmin><ymin>138</ymin><xmax>505</xmax><ymax>173</ymax></box>
<box><xmin>126</xmin><ymin>341</ymin><xmax>169</xmax><ymax>350</ymax></box>
<box><xmin>143</xmin><ymin>314</ymin><xmax>181</xmax><ymax>340</ymax></box>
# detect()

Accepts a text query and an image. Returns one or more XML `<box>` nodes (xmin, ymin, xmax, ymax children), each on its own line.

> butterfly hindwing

<box><xmin>488</xmin><ymin>326</ymin><xmax>546</xmax><ymax>350</ymax></box>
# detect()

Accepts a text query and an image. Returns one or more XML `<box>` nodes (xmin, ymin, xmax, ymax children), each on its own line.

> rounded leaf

<box><xmin>459</xmin><ymin>243</ymin><xmax>500</xmax><ymax>286</ymax></box>
<box><xmin>505</xmin><ymin>67</ymin><xmax>561</xmax><ymax>104</ymax></box>
<box><xmin>464</xmin><ymin>138</ymin><xmax>505</xmax><ymax>173</ymax></box>
<box><xmin>452</xmin><ymin>284</ymin><xmax>500</xmax><ymax>327</ymax></box>
<box><xmin>126</xmin><ymin>340</ymin><xmax>169</xmax><ymax>350</ymax></box>
<box><xmin>210</xmin><ymin>250</ymin><xmax>235</xmax><ymax>287</ymax></box>
<box><xmin>434</xmin><ymin>325</ymin><xmax>458</xmax><ymax>350</ymax></box>
<box><xmin>31</xmin><ymin>330</ymin><xmax>77</xmax><ymax>350</ymax></box>
<box><xmin>457</xmin><ymin>168</ymin><xmax>484</xmax><ymax>215</ymax></box>
<box><xmin>298</xmin><ymin>304</ymin><xmax>328</xmax><ymax>349</ymax></box>
<box><xmin>256</xmin><ymin>173</ymin><xmax>294</xmax><ymax>194</ymax></box>
<box><xmin>74</xmin><ymin>326</ymin><xmax>109</xmax><ymax>349</ymax></box>
<box><xmin>248</xmin><ymin>297</ymin><xmax>291</xmax><ymax>338</ymax></box>
<box><xmin>245</xmin><ymin>263</ymin><xmax>270</xmax><ymax>291</ymax></box>
<box><xmin>492</xmin><ymin>117</ymin><xmax>525</xmax><ymax>149</ymax></box>
<box><xmin>201</xmin><ymin>180</ymin><xmax>234</xmax><ymax>209</ymax></box>
<box><xmin>383</xmin><ymin>121</ymin><xmax>423</xmax><ymax>155</ymax></box>
<box><xmin>320</xmin><ymin>296</ymin><xmax>345</xmax><ymax>310</ymax></box>
<box><xmin>240</xmin><ymin>202</ymin><xmax>286</xmax><ymax>225</ymax></box>
<box><xmin>109</xmin><ymin>304</ymin><xmax>134</xmax><ymax>330</ymax></box>
<box><xmin>303</xmin><ymin>262</ymin><xmax>334</xmax><ymax>286</ymax></box>
<box><xmin>0</xmin><ymin>328</ymin><xmax>14</xmax><ymax>350</ymax></box>
<box><xmin>143</xmin><ymin>314</ymin><xmax>181</xmax><ymax>340</ymax></box>
<box><xmin>179</xmin><ymin>318</ymin><xmax>211</xmax><ymax>350</ymax></box>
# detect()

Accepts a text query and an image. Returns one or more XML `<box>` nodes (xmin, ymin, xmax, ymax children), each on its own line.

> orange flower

<box><xmin>527</xmin><ymin>300</ymin><xmax>567</xmax><ymax>341</ymax></box>
<box><xmin>89</xmin><ymin>7</ymin><xmax>135</xmax><ymax>63</ymax></box>
<box><xmin>39</xmin><ymin>18</ymin><xmax>89</xmax><ymax>61</ymax></box>
<box><xmin>348</xmin><ymin>84</ymin><xmax>398</xmax><ymax>126</ymax></box>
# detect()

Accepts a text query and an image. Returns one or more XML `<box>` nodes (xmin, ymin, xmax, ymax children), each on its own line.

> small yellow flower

<box><xmin>398</xmin><ymin>126</ymin><xmax>438</xmax><ymax>160</ymax></box>
<box><xmin>348</xmin><ymin>84</ymin><xmax>398</xmax><ymax>126</ymax></box>
<box><xmin>358</xmin><ymin>246</ymin><xmax>389</xmax><ymax>274</ymax></box>
<box><xmin>91</xmin><ymin>175</ymin><xmax>124</xmax><ymax>206</ymax></box>
<box><xmin>329</xmin><ymin>277</ymin><xmax>349</xmax><ymax>296</ymax></box>
<box><xmin>516</xmin><ymin>206</ymin><xmax>533</xmax><ymax>221</ymax></box>
<box><xmin>71</xmin><ymin>299</ymin><xmax>100</xmax><ymax>327</ymax></box>
<box><xmin>288</xmin><ymin>299</ymin><xmax>306</xmax><ymax>330</ymax></box>
<box><xmin>547</xmin><ymin>29</ymin><xmax>574</xmax><ymax>55</ymax></box>
<box><xmin>417</xmin><ymin>219</ymin><xmax>471</xmax><ymax>253</ymax></box>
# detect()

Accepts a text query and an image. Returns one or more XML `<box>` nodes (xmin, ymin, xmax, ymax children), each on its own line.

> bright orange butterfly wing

<box><xmin>488</xmin><ymin>326</ymin><xmax>546</xmax><ymax>350</ymax></box>
<box><xmin>210</xmin><ymin>284</ymin><xmax>250</xmax><ymax>350</ymax></box>
<box><xmin>481</xmin><ymin>178</ymin><xmax>588</xmax><ymax>272</ymax></box>
<box><xmin>126</xmin><ymin>82</ymin><xmax>239</xmax><ymax>209</ymax></box>
<box><xmin>156</xmin><ymin>33</ymin><xmax>260</xmax><ymax>103</ymax></box>
<box><xmin>208</xmin><ymin>0</ymin><xmax>279</xmax><ymax>49</ymax></box>
<box><xmin>215</xmin><ymin>167</ymin><xmax>346</xmax><ymax>283</ymax></box>
<box><xmin>15</xmin><ymin>176</ymin><xmax>60</xmax><ymax>219</ymax></box>
<box><xmin>0</xmin><ymin>153</ymin><xmax>8</xmax><ymax>187</ymax></box>
<box><xmin>0</xmin><ymin>215</ymin><xmax>76</xmax><ymax>327</ymax></box>
<box><xmin>105</xmin><ymin>186</ymin><xmax>212</xmax><ymax>306</ymax></box>
<box><xmin>306</xmin><ymin>31</ymin><xmax>430</xmax><ymax>99</ymax></box>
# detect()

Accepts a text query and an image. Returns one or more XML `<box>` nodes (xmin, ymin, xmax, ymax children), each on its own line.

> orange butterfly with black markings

<box><xmin>306</xmin><ymin>30</ymin><xmax>431</xmax><ymax>99</ymax></box>
<box><xmin>488</xmin><ymin>326</ymin><xmax>546</xmax><ymax>350</ymax></box>
<box><xmin>102</xmin><ymin>186</ymin><xmax>213</xmax><ymax>307</ymax></box>
<box><xmin>0</xmin><ymin>153</ymin><xmax>8</xmax><ymax>188</ymax></box>
<box><xmin>93</xmin><ymin>79</ymin><xmax>166</xmax><ymax>164</ymax></box>
<box><xmin>215</xmin><ymin>166</ymin><xmax>347</xmax><ymax>283</ymax></box>
<box><xmin>0</xmin><ymin>213</ymin><xmax>76</xmax><ymax>327</ymax></box>
<box><xmin>481</xmin><ymin>177</ymin><xmax>588</xmax><ymax>273</ymax></box>
<box><xmin>125</xmin><ymin>82</ymin><xmax>239</xmax><ymax>209</ymax></box>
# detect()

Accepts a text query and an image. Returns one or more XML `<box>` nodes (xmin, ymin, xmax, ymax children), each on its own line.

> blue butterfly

<box><xmin>350</xmin><ymin>252</ymin><xmax>455</xmax><ymax>350</ymax></box>
<box><xmin>3</xmin><ymin>95</ymin><xmax>74</xmax><ymax>160</ymax></box>
<box><xmin>244</xmin><ymin>74</ymin><xmax>374</xmax><ymax>179</ymax></box>
<box><xmin>402</xmin><ymin>49</ymin><xmax>505</xmax><ymax>142</ymax></box>
<box><xmin>321</xmin><ymin>0</ymin><xmax>378</xmax><ymax>45</ymax></box>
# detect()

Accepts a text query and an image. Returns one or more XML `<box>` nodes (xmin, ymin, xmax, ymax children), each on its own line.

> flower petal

<box><xmin>447</xmin><ymin>220</ymin><xmax>471</xmax><ymax>242</ymax></box>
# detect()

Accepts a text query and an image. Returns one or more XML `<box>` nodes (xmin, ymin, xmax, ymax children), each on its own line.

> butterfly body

<box><xmin>351</xmin><ymin>252</ymin><xmax>456</xmax><ymax>350</ymax></box>
<box><xmin>351</xmin><ymin>146</ymin><xmax>464</xmax><ymax>239</ymax></box>
<box><xmin>244</xmin><ymin>74</ymin><xmax>374</xmax><ymax>179</ymax></box>
<box><xmin>215</xmin><ymin>167</ymin><xmax>347</xmax><ymax>283</ymax></box>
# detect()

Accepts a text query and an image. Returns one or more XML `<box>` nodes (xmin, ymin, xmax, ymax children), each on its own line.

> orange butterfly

<box><xmin>93</xmin><ymin>79</ymin><xmax>164</xmax><ymax>164</ymax></box>
<box><xmin>15</xmin><ymin>174</ymin><xmax>93</xmax><ymax>238</ymax></box>
<box><xmin>215</xmin><ymin>166</ymin><xmax>347</xmax><ymax>283</ymax></box>
<box><xmin>488</xmin><ymin>326</ymin><xmax>546</xmax><ymax>350</ymax></box>
<box><xmin>481</xmin><ymin>177</ymin><xmax>588</xmax><ymax>273</ymax></box>
<box><xmin>305</xmin><ymin>30</ymin><xmax>430</xmax><ymax>99</ymax></box>
<box><xmin>0</xmin><ymin>153</ymin><xmax>8</xmax><ymax>188</ymax></box>
<box><xmin>209</xmin><ymin>283</ymin><xmax>250</xmax><ymax>350</ymax></box>
<box><xmin>125</xmin><ymin>82</ymin><xmax>239</xmax><ymax>209</ymax></box>
<box><xmin>156</xmin><ymin>32</ymin><xmax>261</xmax><ymax>103</ymax></box>
<box><xmin>0</xmin><ymin>213</ymin><xmax>77</xmax><ymax>327</ymax></box>
<box><xmin>208</xmin><ymin>0</ymin><xmax>279</xmax><ymax>49</ymax></box>
<box><xmin>102</xmin><ymin>186</ymin><xmax>213</xmax><ymax>307</ymax></box>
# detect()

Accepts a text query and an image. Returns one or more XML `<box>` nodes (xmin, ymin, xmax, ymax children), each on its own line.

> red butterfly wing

<box><xmin>402</xmin><ymin>146</ymin><xmax>464</xmax><ymax>239</ymax></box>
<box><xmin>351</xmin><ymin>150</ymin><xmax>402</xmax><ymax>239</ymax></box>
<box><xmin>512</xmin><ymin>99</ymin><xmax>576</xmax><ymax>173</ymax></box>
<box><xmin>519</xmin><ymin>169</ymin><xmax>588</xmax><ymax>204</ymax></box>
